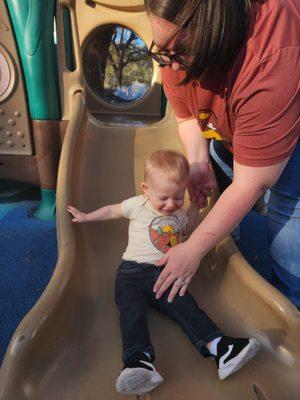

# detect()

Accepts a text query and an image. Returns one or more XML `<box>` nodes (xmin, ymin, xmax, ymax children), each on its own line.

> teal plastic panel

<box><xmin>5</xmin><ymin>0</ymin><xmax>61</xmax><ymax>120</ymax></box>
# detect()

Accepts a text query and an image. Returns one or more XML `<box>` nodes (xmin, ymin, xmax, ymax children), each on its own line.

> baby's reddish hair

<box><xmin>144</xmin><ymin>150</ymin><xmax>189</xmax><ymax>184</ymax></box>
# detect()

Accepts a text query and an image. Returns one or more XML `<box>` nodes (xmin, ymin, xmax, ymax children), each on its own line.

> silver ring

<box><xmin>176</xmin><ymin>277</ymin><xmax>185</xmax><ymax>287</ymax></box>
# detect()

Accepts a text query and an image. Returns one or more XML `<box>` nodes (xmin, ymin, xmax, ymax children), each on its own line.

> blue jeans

<box><xmin>267</xmin><ymin>143</ymin><xmax>300</xmax><ymax>308</ymax></box>
<box><xmin>115</xmin><ymin>260</ymin><xmax>222</xmax><ymax>363</ymax></box>
<box><xmin>210</xmin><ymin>140</ymin><xmax>300</xmax><ymax>308</ymax></box>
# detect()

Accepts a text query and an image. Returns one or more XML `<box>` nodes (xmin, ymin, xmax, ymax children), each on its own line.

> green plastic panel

<box><xmin>5</xmin><ymin>0</ymin><xmax>61</xmax><ymax>120</ymax></box>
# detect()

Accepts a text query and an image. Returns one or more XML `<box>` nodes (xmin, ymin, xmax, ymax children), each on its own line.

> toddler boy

<box><xmin>67</xmin><ymin>150</ymin><xmax>260</xmax><ymax>396</ymax></box>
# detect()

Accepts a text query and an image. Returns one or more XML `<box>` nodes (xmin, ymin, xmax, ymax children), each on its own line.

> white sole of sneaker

<box><xmin>116</xmin><ymin>367</ymin><xmax>164</xmax><ymax>395</ymax></box>
<box><xmin>218</xmin><ymin>338</ymin><xmax>261</xmax><ymax>380</ymax></box>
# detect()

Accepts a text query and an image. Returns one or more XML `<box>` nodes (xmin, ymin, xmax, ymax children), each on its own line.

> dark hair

<box><xmin>145</xmin><ymin>0</ymin><xmax>252</xmax><ymax>83</ymax></box>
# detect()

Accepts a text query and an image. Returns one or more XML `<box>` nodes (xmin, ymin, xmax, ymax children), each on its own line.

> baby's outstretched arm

<box><xmin>67</xmin><ymin>203</ymin><xmax>123</xmax><ymax>223</ymax></box>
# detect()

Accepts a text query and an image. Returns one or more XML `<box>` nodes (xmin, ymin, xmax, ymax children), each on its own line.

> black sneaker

<box><xmin>215</xmin><ymin>337</ymin><xmax>261</xmax><ymax>380</ymax></box>
<box><xmin>116</xmin><ymin>352</ymin><xmax>163</xmax><ymax>395</ymax></box>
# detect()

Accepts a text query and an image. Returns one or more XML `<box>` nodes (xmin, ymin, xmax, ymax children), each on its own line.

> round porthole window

<box><xmin>0</xmin><ymin>48</ymin><xmax>12</xmax><ymax>102</ymax></box>
<box><xmin>83</xmin><ymin>25</ymin><xmax>153</xmax><ymax>105</ymax></box>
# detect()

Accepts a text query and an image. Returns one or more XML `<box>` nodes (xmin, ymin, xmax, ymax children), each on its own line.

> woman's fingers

<box><xmin>179</xmin><ymin>276</ymin><xmax>191</xmax><ymax>297</ymax></box>
<box><xmin>153</xmin><ymin>269</ymin><xmax>171</xmax><ymax>298</ymax></box>
<box><xmin>153</xmin><ymin>266</ymin><xmax>172</xmax><ymax>294</ymax></box>
<box><xmin>167</xmin><ymin>276</ymin><xmax>192</xmax><ymax>302</ymax></box>
<box><xmin>153</xmin><ymin>242</ymin><xmax>201</xmax><ymax>301</ymax></box>
<box><xmin>166</xmin><ymin>280</ymin><xmax>181</xmax><ymax>302</ymax></box>
<box><xmin>155</xmin><ymin>272</ymin><xmax>177</xmax><ymax>299</ymax></box>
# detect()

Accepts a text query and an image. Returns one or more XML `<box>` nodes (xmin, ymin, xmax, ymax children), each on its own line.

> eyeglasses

<box><xmin>148</xmin><ymin>40</ymin><xmax>193</xmax><ymax>68</ymax></box>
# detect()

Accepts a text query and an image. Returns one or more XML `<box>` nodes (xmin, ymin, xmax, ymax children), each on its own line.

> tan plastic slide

<box><xmin>1</xmin><ymin>91</ymin><xmax>300</xmax><ymax>400</ymax></box>
<box><xmin>1</xmin><ymin>1</ymin><xmax>300</xmax><ymax>399</ymax></box>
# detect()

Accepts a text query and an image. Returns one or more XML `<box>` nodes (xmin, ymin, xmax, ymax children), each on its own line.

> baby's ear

<box><xmin>141</xmin><ymin>182</ymin><xmax>148</xmax><ymax>194</ymax></box>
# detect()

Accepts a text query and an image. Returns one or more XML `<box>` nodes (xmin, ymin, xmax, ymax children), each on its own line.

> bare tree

<box><xmin>107</xmin><ymin>27</ymin><xmax>148</xmax><ymax>87</ymax></box>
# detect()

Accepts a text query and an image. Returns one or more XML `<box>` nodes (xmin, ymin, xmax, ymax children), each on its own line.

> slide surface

<box><xmin>0</xmin><ymin>93</ymin><xmax>300</xmax><ymax>400</ymax></box>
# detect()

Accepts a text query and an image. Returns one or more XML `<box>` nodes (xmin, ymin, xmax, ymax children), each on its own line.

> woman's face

<box><xmin>148</xmin><ymin>13</ymin><xmax>193</xmax><ymax>71</ymax></box>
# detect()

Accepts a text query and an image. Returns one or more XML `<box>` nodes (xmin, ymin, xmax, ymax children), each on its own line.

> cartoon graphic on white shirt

<box><xmin>149</xmin><ymin>216</ymin><xmax>181</xmax><ymax>253</ymax></box>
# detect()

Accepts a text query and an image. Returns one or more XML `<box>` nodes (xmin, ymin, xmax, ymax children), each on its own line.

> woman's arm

<box><xmin>176</xmin><ymin>117</ymin><xmax>216</xmax><ymax>208</ymax></box>
<box><xmin>176</xmin><ymin>117</ymin><xmax>210</xmax><ymax>164</ymax></box>
<box><xmin>154</xmin><ymin>157</ymin><xmax>289</xmax><ymax>302</ymax></box>
<box><xmin>67</xmin><ymin>204</ymin><xmax>123</xmax><ymax>223</ymax></box>
<box><xmin>188</xmin><ymin>158</ymin><xmax>289</xmax><ymax>255</ymax></box>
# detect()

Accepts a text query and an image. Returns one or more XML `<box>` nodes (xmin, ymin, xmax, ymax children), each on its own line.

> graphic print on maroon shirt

<box><xmin>149</xmin><ymin>215</ymin><xmax>181</xmax><ymax>253</ymax></box>
<box><xmin>198</xmin><ymin>109</ymin><xmax>223</xmax><ymax>141</ymax></box>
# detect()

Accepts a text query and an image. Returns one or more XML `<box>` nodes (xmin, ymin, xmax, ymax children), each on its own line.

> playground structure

<box><xmin>0</xmin><ymin>0</ymin><xmax>63</xmax><ymax>219</ymax></box>
<box><xmin>0</xmin><ymin>1</ymin><xmax>300</xmax><ymax>399</ymax></box>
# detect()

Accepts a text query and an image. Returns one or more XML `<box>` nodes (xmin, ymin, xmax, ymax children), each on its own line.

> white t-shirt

<box><xmin>121</xmin><ymin>195</ymin><xmax>188</xmax><ymax>264</ymax></box>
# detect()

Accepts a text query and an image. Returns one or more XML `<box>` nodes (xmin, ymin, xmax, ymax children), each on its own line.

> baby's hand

<box><xmin>67</xmin><ymin>205</ymin><xmax>88</xmax><ymax>223</ymax></box>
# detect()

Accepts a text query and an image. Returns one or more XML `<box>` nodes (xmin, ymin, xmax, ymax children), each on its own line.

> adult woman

<box><xmin>145</xmin><ymin>0</ymin><xmax>300</xmax><ymax>307</ymax></box>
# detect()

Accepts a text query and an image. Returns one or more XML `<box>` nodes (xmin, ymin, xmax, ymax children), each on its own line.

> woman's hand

<box><xmin>154</xmin><ymin>241</ymin><xmax>202</xmax><ymax>303</ymax></box>
<box><xmin>188</xmin><ymin>161</ymin><xmax>216</xmax><ymax>208</ymax></box>
<box><xmin>67</xmin><ymin>205</ymin><xmax>88</xmax><ymax>223</ymax></box>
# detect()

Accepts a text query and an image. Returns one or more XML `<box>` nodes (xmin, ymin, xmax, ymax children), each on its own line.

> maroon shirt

<box><xmin>162</xmin><ymin>0</ymin><xmax>300</xmax><ymax>167</ymax></box>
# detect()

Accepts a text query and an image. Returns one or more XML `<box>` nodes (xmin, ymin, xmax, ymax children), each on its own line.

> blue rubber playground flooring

<box><xmin>0</xmin><ymin>186</ymin><xmax>57</xmax><ymax>364</ymax></box>
<box><xmin>0</xmin><ymin>185</ymin><xmax>271</xmax><ymax>365</ymax></box>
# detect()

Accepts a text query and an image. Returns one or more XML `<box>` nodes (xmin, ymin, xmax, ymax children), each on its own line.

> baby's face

<box><xmin>142</xmin><ymin>172</ymin><xmax>187</xmax><ymax>216</ymax></box>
